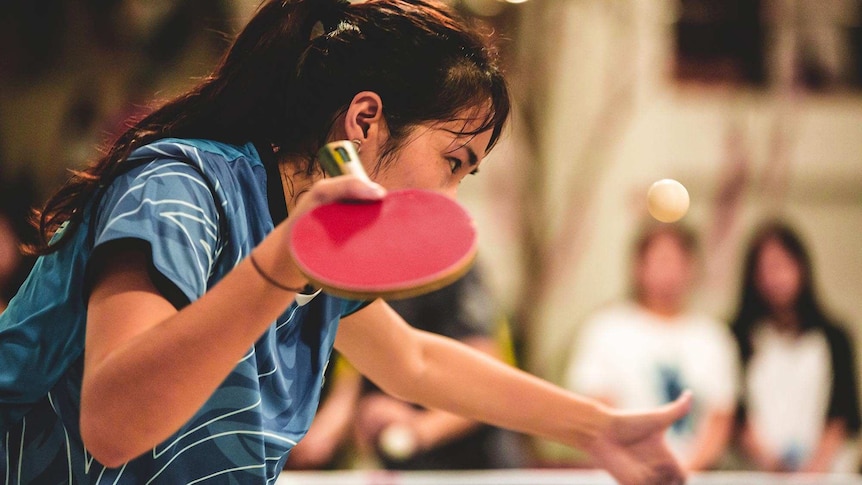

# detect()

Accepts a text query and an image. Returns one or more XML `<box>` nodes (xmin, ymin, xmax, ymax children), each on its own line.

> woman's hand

<box><xmin>588</xmin><ymin>392</ymin><xmax>693</xmax><ymax>485</ymax></box>
<box><xmin>256</xmin><ymin>174</ymin><xmax>386</xmax><ymax>290</ymax></box>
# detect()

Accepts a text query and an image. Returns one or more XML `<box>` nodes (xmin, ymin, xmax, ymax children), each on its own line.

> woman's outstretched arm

<box><xmin>336</xmin><ymin>300</ymin><xmax>691</xmax><ymax>485</ymax></box>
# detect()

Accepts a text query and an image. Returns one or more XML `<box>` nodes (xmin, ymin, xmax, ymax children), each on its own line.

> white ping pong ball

<box><xmin>647</xmin><ymin>179</ymin><xmax>689</xmax><ymax>223</ymax></box>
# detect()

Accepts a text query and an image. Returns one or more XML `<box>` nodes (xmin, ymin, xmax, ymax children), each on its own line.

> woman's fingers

<box><xmin>611</xmin><ymin>390</ymin><xmax>693</xmax><ymax>445</ymax></box>
<box><xmin>661</xmin><ymin>390</ymin><xmax>693</xmax><ymax>425</ymax></box>
<box><xmin>304</xmin><ymin>175</ymin><xmax>386</xmax><ymax>208</ymax></box>
<box><xmin>286</xmin><ymin>174</ymin><xmax>386</xmax><ymax>230</ymax></box>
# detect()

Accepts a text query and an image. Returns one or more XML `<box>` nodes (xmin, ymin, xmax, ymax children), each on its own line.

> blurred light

<box><xmin>462</xmin><ymin>0</ymin><xmax>507</xmax><ymax>17</ymax></box>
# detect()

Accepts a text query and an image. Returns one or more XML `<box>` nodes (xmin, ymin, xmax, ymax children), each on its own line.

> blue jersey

<box><xmin>0</xmin><ymin>139</ymin><xmax>367</xmax><ymax>484</ymax></box>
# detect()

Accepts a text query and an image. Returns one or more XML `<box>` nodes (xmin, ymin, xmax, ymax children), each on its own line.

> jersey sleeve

<box><xmin>90</xmin><ymin>159</ymin><xmax>222</xmax><ymax>304</ymax></box>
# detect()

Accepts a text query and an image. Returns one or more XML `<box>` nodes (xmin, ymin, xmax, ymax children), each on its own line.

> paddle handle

<box><xmin>317</xmin><ymin>140</ymin><xmax>371</xmax><ymax>182</ymax></box>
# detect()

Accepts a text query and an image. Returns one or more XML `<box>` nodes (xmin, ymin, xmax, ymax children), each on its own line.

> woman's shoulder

<box><xmin>819</xmin><ymin>320</ymin><xmax>856</xmax><ymax>349</ymax></box>
<box><xmin>579</xmin><ymin>302</ymin><xmax>647</xmax><ymax>335</ymax></box>
<box><xmin>584</xmin><ymin>301</ymin><xmax>638</xmax><ymax>323</ymax></box>
<box><xmin>683</xmin><ymin>311</ymin><xmax>731</xmax><ymax>332</ymax></box>
<box><xmin>130</xmin><ymin>138</ymin><xmax>262</xmax><ymax>168</ymax></box>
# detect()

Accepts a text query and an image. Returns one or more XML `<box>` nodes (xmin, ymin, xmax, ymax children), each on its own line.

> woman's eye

<box><xmin>447</xmin><ymin>157</ymin><xmax>462</xmax><ymax>174</ymax></box>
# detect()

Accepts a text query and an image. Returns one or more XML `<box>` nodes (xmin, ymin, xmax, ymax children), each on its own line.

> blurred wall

<box><xmin>458</xmin><ymin>0</ymin><xmax>862</xmax><ymax>462</ymax></box>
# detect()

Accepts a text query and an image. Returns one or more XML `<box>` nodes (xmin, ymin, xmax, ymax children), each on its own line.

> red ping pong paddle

<box><xmin>287</xmin><ymin>140</ymin><xmax>478</xmax><ymax>300</ymax></box>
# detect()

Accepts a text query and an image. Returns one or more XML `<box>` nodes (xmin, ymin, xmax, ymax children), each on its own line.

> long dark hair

<box><xmin>730</xmin><ymin>220</ymin><xmax>835</xmax><ymax>361</ymax></box>
<box><xmin>30</xmin><ymin>0</ymin><xmax>510</xmax><ymax>254</ymax></box>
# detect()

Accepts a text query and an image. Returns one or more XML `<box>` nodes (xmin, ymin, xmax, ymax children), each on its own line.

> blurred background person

<box><xmin>0</xmin><ymin>168</ymin><xmax>38</xmax><ymax>313</ymax></box>
<box><xmin>0</xmin><ymin>213</ymin><xmax>21</xmax><ymax>314</ymax></box>
<box><xmin>564</xmin><ymin>222</ymin><xmax>740</xmax><ymax>471</ymax></box>
<box><xmin>285</xmin><ymin>354</ymin><xmax>363</xmax><ymax>470</ymax></box>
<box><xmin>288</xmin><ymin>266</ymin><xmax>526</xmax><ymax>471</ymax></box>
<box><xmin>730</xmin><ymin>220</ymin><xmax>861</xmax><ymax>473</ymax></box>
<box><xmin>354</xmin><ymin>265</ymin><xmax>524</xmax><ymax>471</ymax></box>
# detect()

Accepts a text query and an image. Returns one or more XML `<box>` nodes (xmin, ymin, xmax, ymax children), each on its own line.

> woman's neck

<box><xmin>769</xmin><ymin>308</ymin><xmax>800</xmax><ymax>334</ymax></box>
<box><xmin>277</xmin><ymin>157</ymin><xmax>321</xmax><ymax>215</ymax></box>
<box><xmin>639</xmin><ymin>296</ymin><xmax>683</xmax><ymax>319</ymax></box>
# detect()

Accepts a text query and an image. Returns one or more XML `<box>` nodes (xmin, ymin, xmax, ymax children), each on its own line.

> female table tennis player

<box><xmin>0</xmin><ymin>1</ymin><xmax>690</xmax><ymax>483</ymax></box>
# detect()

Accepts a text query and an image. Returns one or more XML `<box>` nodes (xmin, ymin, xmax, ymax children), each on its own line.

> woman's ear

<box><xmin>344</xmin><ymin>91</ymin><xmax>384</xmax><ymax>146</ymax></box>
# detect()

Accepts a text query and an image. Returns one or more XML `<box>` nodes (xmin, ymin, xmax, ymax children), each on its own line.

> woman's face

<box><xmin>635</xmin><ymin>232</ymin><xmax>693</xmax><ymax>308</ymax></box>
<box><xmin>754</xmin><ymin>237</ymin><xmax>803</xmax><ymax>312</ymax></box>
<box><xmin>370</xmin><ymin>115</ymin><xmax>493</xmax><ymax>199</ymax></box>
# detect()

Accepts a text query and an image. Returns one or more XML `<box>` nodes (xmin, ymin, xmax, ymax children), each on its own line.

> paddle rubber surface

<box><xmin>288</xmin><ymin>189</ymin><xmax>478</xmax><ymax>300</ymax></box>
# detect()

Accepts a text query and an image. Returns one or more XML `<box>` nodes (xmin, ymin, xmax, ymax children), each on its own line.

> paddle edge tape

<box><xmin>287</xmin><ymin>218</ymin><xmax>479</xmax><ymax>301</ymax></box>
<box><xmin>310</xmin><ymin>242</ymin><xmax>478</xmax><ymax>301</ymax></box>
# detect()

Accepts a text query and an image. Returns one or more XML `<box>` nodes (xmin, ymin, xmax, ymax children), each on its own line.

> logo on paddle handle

<box><xmin>318</xmin><ymin>140</ymin><xmax>372</xmax><ymax>183</ymax></box>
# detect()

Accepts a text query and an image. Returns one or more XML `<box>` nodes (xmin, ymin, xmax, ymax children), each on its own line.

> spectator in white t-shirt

<box><xmin>730</xmin><ymin>220</ymin><xmax>861</xmax><ymax>473</ymax></box>
<box><xmin>565</xmin><ymin>222</ymin><xmax>740</xmax><ymax>471</ymax></box>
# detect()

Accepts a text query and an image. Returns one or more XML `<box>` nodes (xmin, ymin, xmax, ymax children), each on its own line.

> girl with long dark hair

<box><xmin>731</xmin><ymin>220</ymin><xmax>860</xmax><ymax>472</ymax></box>
<box><xmin>0</xmin><ymin>1</ymin><xmax>690</xmax><ymax>483</ymax></box>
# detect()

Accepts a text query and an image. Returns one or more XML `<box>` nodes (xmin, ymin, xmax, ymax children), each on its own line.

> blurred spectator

<box><xmin>0</xmin><ymin>169</ymin><xmax>38</xmax><ymax>312</ymax></box>
<box><xmin>564</xmin><ymin>222</ymin><xmax>740</xmax><ymax>471</ymax></box>
<box><xmin>287</xmin><ymin>266</ymin><xmax>526</xmax><ymax>471</ymax></box>
<box><xmin>285</xmin><ymin>353</ymin><xmax>362</xmax><ymax>470</ymax></box>
<box><xmin>0</xmin><ymin>215</ymin><xmax>20</xmax><ymax>314</ymax></box>
<box><xmin>730</xmin><ymin>220</ymin><xmax>861</xmax><ymax>472</ymax></box>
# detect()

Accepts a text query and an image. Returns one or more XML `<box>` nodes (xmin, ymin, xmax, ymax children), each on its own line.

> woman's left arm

<box><xmin>335</xmin><ymin>300</ymin><xmax>692</xmax><ymax>485</ymax></box>
<box><xmin>684</xmin><ymin>408</ymin><xmax>734</xmax><ymax>471</ymax></box>
<box><xmin>336</xmin><ymin>300</ymin><xmax>603</xmax><ymax>447</ymax></box>
<box><xmin>804</xmin><ymin>325</ymin><xmax>862</xmax><ymax>472</ymax></box>
<box><xmin>801</xmin><ymin>419</ymin><xmax>848</xmax><ymax>473</ymax></box>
